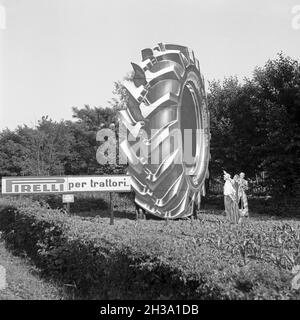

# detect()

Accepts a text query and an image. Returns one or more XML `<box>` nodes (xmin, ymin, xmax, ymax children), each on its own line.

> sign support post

<box><xmin>66</xmin><ymin>202</ymin><xmax>70</xmax><ymax>214</ymax></box>
<box><xmin>109</xmin><ymin>192</ymin><xmax>114</xmax><ymax>225</ymax></box>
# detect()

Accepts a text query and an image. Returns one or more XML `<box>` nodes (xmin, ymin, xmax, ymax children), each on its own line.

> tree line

<box><xmin>0</xmin><ymin>53</ymin><xmax>299</xmax><ymax>200</ymax></box>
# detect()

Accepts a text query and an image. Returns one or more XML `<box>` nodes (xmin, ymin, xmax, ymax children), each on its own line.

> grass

<box><xmin>0</xmin><ymin>238</ymin><xmax>67</xmax><ymax>300</ymax></box>
<box><xmin>0</xmin><ymin>197</ymin><xmax>300</xmax><ymax>299</ymax></box>
<box><xmin>0</xmin><ymin>194</ymin><xmax>300</xmax><ymax>300</ymax></box>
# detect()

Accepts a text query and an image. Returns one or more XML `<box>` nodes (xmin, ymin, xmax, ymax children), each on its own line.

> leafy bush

<box><xmin>0</xmin><ymin>198</ymin><xmax>299</xmax><ymax>299</ymax></box>
<box><xmin>19</xmin><ymin>192</ymin><xmax>135</xmax><ymax>215</ymax></box>
<box><xmin>30</xmin><ymin>193</ymin><xmax>109</xmax><ymax>213</ymax></box>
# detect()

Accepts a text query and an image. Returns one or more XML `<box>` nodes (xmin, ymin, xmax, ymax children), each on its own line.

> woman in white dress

<box><xmin>223</xmin><ymin>171</ymin><xmax>239</xmax><ymax>224</ymax></box>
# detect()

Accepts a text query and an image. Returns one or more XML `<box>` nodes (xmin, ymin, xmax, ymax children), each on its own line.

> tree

<box><xmin>0</xmin><ymin>129</ymin><xmax>26</xmax><ymax>177</ymax></box>
<box><xmin>208</xmin><ymin>77</ymin><xmax>262</xmax><ymax>179</ymax></box>
<box><xmin>0</xmin><ymin>117</ymin><xmax>74</xmax><ymax>177</ymax></box>
<box><xmin>208</xmin><ymin>53</ymin><xmax>300</xmax><ymax>199</ymax></box>
<box><xmin>69</xmin><ymin>104</ymin><xmax>124</xmax><ymax>175</ymax></box>
<box><xmin>252</xmin><ymin>53</ymin><xmax>300</xmax><ymax>197</ymax></box>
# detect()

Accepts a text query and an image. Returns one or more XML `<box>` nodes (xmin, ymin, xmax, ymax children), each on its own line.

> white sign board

<box><xmin>62</xmin><ymin>194</ymin><xmax>74</xmax><ymax>203</ymax></box>
<box><xmin>1</xmin><ymin>175</ymin><xmax>132</xmax><ymax>195</ymax></box>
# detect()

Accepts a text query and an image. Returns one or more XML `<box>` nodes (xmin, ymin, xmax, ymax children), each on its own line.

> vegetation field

<box><xmin>0</xmin><ymin>239</ymin><xmax>66</xmax><ymax>300</ymax></box>
<box><xmin>0</xmin><ymin>197</ymin><xmax>299</xmax><ymax>300</ymax></box>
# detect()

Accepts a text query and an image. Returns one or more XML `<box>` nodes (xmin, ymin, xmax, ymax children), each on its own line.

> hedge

<box><xmin>0</xmin><ymin>197</ymin><xmax>299</xmax><ymax>299</ymax></box>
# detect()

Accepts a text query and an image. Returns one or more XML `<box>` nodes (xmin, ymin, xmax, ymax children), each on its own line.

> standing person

<box><xmin>238</xmin><ymin>172</ymin><xmax>249</xmax><ymax>218</ymax></box>
<box><xmin>233</xmin><ymin>174</ymin><xmax>242</xmax><ymax>224</ymax></box>
<box><xmin>233</xmin><ymin>175</ymin><xmax>239</xmax><ymax>202</ymax></box>
<box><xmin>223</xmin><ymin>171</ymin><xmax>239</xmax><ymax>224</ymax></box>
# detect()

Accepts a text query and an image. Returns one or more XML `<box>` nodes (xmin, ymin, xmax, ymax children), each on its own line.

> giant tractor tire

<box><xmin>119</xmin><ymin>43</ymin><xmax>210</xmax><ymax>219</ymax></box>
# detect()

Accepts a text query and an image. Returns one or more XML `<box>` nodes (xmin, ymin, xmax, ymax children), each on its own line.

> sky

<box><xmin>0</xmin><ymin>0</ymin><xmax>299</xmax><ymax>129</ymax></box>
